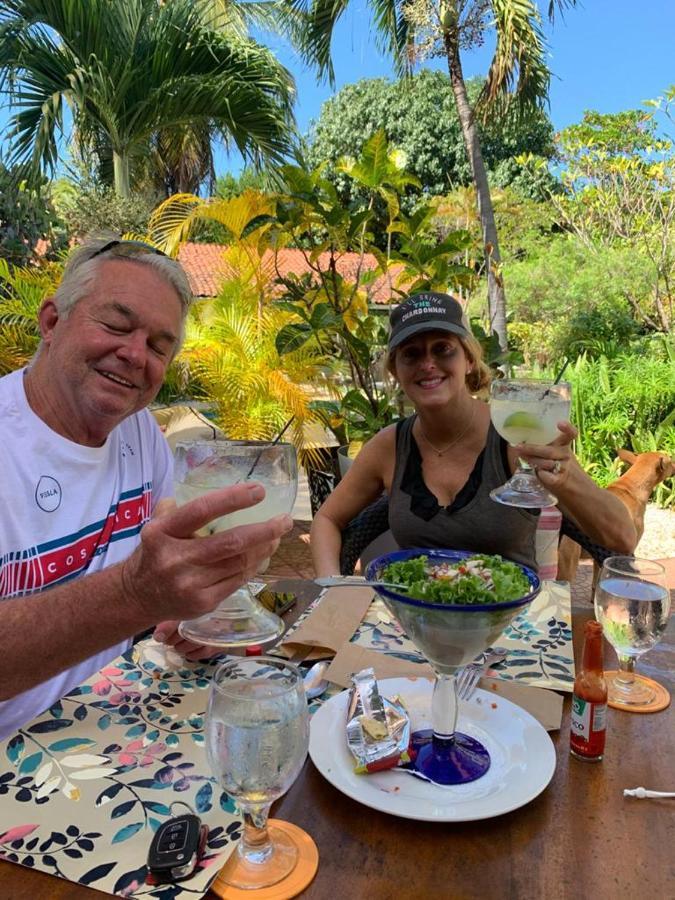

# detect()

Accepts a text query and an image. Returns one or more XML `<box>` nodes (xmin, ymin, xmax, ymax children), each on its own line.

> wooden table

<box><xmin>2</xmin><ymin>580</ymin><xmax>673</xmax><ymax>900</ymax></box>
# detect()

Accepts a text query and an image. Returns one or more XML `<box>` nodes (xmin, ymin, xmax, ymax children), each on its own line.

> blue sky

<box><xmin>217</xmin><ymin>0</ymin><xmax>674</xmax><ymax>173</ymax></box>
<box><xmin>2</xmin><ymin>1</ymin><xmax>674</xmax><ymax>179</ymax></box>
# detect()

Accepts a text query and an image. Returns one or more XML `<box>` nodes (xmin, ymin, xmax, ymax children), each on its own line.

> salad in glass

<box><xmin>380</xmin><ymin>553</ymin><xmax>532</xmax><ymax>605</ymax></box>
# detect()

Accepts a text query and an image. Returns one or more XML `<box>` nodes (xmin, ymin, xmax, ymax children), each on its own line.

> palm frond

<box><xmin>288</xmin><ymin>0</ymin><xmax>409</xmax><ymax>83</ymax></box>
<box><xmin>479</xmin><ymin>0</ymin><xmax>549</xmax><ymax>113</ymax></box>
<box><xmin>1</xmin><ymin>0</ymin><xmax>297</xmax><ymax>187</ymax></box>
<box><xmin>149</xmin><ymin>190</ymin><xmax>275</xmax><ymax>255</ymax></box>
<box><xmin>546</xmin><ymin>0</ymin><xmax>577</xmax><ymax>22</ymax></box>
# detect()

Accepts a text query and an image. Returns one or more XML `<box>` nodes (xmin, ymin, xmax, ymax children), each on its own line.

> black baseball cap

<box><xmin>388</xmin><ymin>292</ymin><xmax>470</xmax><ymax>351</ymax></box>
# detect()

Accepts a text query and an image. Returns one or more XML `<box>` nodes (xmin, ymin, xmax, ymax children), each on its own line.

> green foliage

<box><xmin>191</xmin><ymin>172</ymin><xmax>273</xmax><ymax>252</ymax></box>
<box><xmin>272</xmin><ymin>132</ymin><xmax>474</xmax><ymax>443</ymax></box>
<box><xmin>469</xmin><ymin>317</ymin><xmax>523</xmax><ymax>372</ymax></box>
<box><xmin>567</xmin><ymin>347</ymin><xmax>675</xmax><ymax>507</ymax></box>
<box><xmin>51</xmin><ymin>177</ymin><xmax>156</xmax><ymax>239</ymax></box>
<box><xmin>0</xmin><ymin>163</ymin><xmax>64</xmax><ymax>265</ymax></box>
<box><xmin>167</xmin><ymin>291</ymin><xmax>325</xmax><ymax>449</ymax></box>
<box><xmin>215</xmin><ymin>169</ymin><xmax>273</xmax><ymax>200</ymax></box>
<box><xmin>311</xmin><ymin>388</ymin><xmax>400</xmax><ymax>447</ymax></box>
<box><xmin>490</xmin><ymin>155</ymin><xmax>561</xmax><ymax>202</ymax></box>
<box><xmin>149</xmin><ymin>188</ymin><xmax>329</xmax><ymax>456</ymax></box>
<box><xmin>551</xmin><ymin>106</ymin><xmax>675</xmax><ymax>333</ymax></box>
<box><xmin>0</xmin><ymin>256</ymin><xmax>63</xmax><ymax>374</ymax></box>
<box><xmin>505</xmin><ymin>235</ymin><xmax>649</xmax><ymax>365</ymax></box>
<box><xmin>0</xmin><ymin>0</ymin><xmax>296</xmax><ymax>197</ymax></box>
<box><xmin>306</xmin><ymin>73</ymin><xmax>556</xmax><ymax>207</ymax></box>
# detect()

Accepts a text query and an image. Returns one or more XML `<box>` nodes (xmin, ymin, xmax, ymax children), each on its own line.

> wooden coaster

<box><xmin>605</xmin><ymin>672</ymin><xmax>671</xmax><ymax>713</ymax></box>
<box><xmin>211</xmin><ymin>820</ymin><xmax>319</xmax><ymax>900</ymax></box>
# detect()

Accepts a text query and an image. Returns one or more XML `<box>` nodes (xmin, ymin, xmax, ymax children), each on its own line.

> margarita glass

<box><xmin>490</xmin><ymin>379</ymin><xmax>571</xmax><ymax>508</ymax></box>
<box><xmin>174</xmin><ymin>440</ymin><xmax>297</xmax><ymax>647</ymax></box>
<box><xmin>365</xmin><ymin>548</ymin><xmax>540</xmax><ymax>785</ymax></box>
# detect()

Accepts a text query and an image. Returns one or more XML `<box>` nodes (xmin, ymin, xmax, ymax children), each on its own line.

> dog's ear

<box><xmin>659</xmin><ymin>456</ymin><xmax>675</xmax><ymax>477</ymax></box>
<box><xmin>617</xmin><ymin>448</ymin><xmax>637</xmax><ymax>465</ymax></box>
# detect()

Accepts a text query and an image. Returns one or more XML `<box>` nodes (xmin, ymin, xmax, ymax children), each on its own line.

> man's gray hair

<box><xmin>53</xmin><ymin>235</ymin><xmax>193</xmax><ymax>352</ymax></box>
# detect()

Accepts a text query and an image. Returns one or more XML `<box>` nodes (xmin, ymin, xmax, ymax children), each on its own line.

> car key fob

<box><xmin>147</xmin><ymin>813</ymin><xmax>206</xmax><ymax>883</ymax></box>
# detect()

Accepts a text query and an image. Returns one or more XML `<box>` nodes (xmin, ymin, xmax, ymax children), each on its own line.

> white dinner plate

<box><xmin>309</xmin><ymin>676</ymin><xmax>556</xmax><ymax>822</ymax></box>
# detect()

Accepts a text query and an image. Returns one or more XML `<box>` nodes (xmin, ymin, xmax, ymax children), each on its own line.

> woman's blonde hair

<box><xmin>386</xmin><ymin>331</ymin><xmax>492</xmax><ymax>397</ymax></box>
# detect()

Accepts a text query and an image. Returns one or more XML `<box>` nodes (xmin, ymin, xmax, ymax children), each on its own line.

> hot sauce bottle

<box><xmin>570</xmin><ymin>620</ymin><xmax>608</xmax><ymax>761</ymax></box>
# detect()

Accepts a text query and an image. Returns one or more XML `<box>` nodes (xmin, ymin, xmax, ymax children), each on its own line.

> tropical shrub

<box><xmin>0</xmin><ymin>257</ymin><xmax>63</xmax><ymax>374</ymax></box>
<box><xmin>150</xmin><ymin>190</ymin><xmax>331</xmax><ymax>455</ymax></box>
<box><xmin>506</xmin><ymin>235</ymin><xmax>647</xmax><ymax>365</ymax></box>
<box><xmin>167</xmin><ymin>290</ymin><xmax>327</xmax><ymax>452</ymax></box>
<box><xmin>566</xmin><ymin>347</ymin><xmax>675</xmax><ymax>507</ymax></box>
<box><xmin>272</xmin><ymin>134</ymin><xmax>474</xmax><ymax>446</ymax></box>
<box><xmin>52</xmin><ymin>177</ymin><xmax>156</xmax><ymax>239</ymax></box>
<box><xmin>0</xmin><ymin>163</ymin><xmax>64</xmax><ymax>265</ymax></box>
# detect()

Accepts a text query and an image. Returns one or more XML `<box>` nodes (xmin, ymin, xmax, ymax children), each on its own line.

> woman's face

<box><xmin>392</xmin><ymin>330</ymin><xmax>472</xmax><ymax>408</ymax></box>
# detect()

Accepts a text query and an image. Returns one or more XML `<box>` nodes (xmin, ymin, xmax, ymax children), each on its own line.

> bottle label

<box><xmin>571</xmin><ymin>695</ymin><xmax>590</xmax><ymax>734</ymax></box>
<box><xmin>570</xmin><ymin>694</ymin><xmax>606</xmax><ymax>758</ymax></box>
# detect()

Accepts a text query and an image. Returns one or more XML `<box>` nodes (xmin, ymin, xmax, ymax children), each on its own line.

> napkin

<box><xmin>477</xmin><ymin>676</ymin><xmax>564</xmax><ymax>732</ymax></box>
<box><xmin>325</xmin><ymin>643</ymin><xmax>564</xmax><ymax>731</ymax></box>
<box><xmin>325</xmin><ymin>641</ymin><xmax>434</xmax><ymax>685</ymax></box>
<box><xmin>279</xmin><ymin>586</ymin><xmax>374</xmax><ymax>661</ymax></box>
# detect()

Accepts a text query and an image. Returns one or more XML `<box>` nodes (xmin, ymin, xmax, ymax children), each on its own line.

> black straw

<box><xmin>552</xmin><ymin>359</ymin><xmax>570</xmax><ymax>385</ymax></box>
<box><xmin>245</xmin><ymin>417</ymin><xmax>296</xmax><ymax>480</ymax></box>
<box><xmin>541</xmin><ymin>359</ymin><xmax>570</xmax><ymax>399</ymax></box>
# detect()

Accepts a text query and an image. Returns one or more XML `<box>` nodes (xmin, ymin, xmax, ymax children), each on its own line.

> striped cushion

<box><xmin>535</xmin><ymin>506</ymin><xmax>562</xmax><ymax>580</ymax></box>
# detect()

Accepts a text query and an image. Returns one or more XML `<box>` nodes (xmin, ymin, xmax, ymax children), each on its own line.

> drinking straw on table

<box><xmin>623</xmin><ymin>787</ymin><xmax>675</xmax><ymax>799</ymax></box>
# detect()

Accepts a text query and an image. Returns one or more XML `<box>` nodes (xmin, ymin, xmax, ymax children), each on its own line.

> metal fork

<box><xmin>456</xmin><ymin>648</ymin><xmax>508</xmax><ymax>701</ymax></box>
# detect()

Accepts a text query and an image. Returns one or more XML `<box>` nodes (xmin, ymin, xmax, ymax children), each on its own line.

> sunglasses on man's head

<box><xmin>87</xmin><ymin>239</ymin><xmax>167</xmax><ymax>260</ymax></box>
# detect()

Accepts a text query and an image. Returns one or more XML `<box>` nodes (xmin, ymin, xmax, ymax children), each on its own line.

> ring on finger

<box><xmin>552</xmin><ymin>460</ymin><xmax>562</xmax><ymax>475</ymax></box>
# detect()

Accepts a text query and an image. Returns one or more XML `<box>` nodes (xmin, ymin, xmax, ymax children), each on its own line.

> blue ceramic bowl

<box><xmin>365</xmin><ymin>548</ymin><xmax>541</xmax><ymax>673</ymax></box>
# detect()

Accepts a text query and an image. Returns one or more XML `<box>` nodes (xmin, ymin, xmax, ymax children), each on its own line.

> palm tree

<box><xmin>294</xmin><ymin>0</ymin><xmax>576</xmax><ymax>348</ymax></box>
<box><xmin>0</xmin><ymin>0</ymin><xmax>296</xmax><ymax>197</ymax></box>
<box><xmin>149</xmin><ymin>189</ymin><xmax>331</xmax><ymax>454</ymax></box>
<box><xmin>178</xmin><ymin>294</ymin><xmax>327</xmax><ymax>448</ymax></box>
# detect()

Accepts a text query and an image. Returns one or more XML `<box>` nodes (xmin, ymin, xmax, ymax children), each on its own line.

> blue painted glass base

<box><xmin>410</xmin><ymin>729</ymin><xmax>491</xmax><ymax>785</ymax></box>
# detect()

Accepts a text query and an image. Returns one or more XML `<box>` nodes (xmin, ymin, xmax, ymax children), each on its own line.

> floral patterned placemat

<box><xmin>351</xmin><ymin>581</ymin><xmax>575</xmax><ymax>691</ymax></box>
<box><xmin>0</xmin><ymin>582</ymin><xmax>574</xmax><ymax>898</ymax></box>
<box><xmin>0</xmin><ymin>648</ymin><xmax>240</xmax><ymax>898</ymax></box>
<box><xmin>283</xmin><ymin>581</ymin><xmax>575</xmax><ymax>692</ymax></box>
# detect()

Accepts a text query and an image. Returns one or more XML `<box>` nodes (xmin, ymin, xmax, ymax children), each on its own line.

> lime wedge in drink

<box><xmin>502</xmin><ymin>411</ymin><xmax>541</xmax><ymax>430</ymax></box>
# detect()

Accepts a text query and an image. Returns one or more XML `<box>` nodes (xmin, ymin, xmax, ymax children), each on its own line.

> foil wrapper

<box><xmin>346</xmin><ymin>668</ymin><xmax>411</xmax><ymax>774</ymax></box>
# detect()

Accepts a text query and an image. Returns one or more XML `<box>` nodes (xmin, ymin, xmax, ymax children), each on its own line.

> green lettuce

<box><xmin>381</xmin><ymin>554</ymin><xmax>531</xmax><ymax>605</ymax></box>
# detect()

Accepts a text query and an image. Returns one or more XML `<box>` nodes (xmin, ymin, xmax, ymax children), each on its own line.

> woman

<box><xmin>311</xmin><ymin>292</ymin><xmax>636</xmax><ymax>576</ymax></box>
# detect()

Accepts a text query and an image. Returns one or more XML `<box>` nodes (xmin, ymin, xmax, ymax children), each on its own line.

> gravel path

<box><xmin>634</xmin><ymin>504</ymin><xmax>675</xmax><ymax>560</ymax></box>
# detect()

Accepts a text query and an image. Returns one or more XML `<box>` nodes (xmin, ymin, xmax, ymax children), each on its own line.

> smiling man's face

<box><xmin>36</xmin><ymin>259</ymin><xmax>183</xmax><ymax>444</ymax></box>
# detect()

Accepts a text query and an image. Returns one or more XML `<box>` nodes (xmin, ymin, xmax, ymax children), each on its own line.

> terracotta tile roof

<box><xmin>177</xmin><ymin>242</ymin><xmax>403</xmax><ymax>304</ymax></box>
<box><xmin>177</xmin><ymin>243</ymin><xmax>229</xmax><ymax>298</ymax></box>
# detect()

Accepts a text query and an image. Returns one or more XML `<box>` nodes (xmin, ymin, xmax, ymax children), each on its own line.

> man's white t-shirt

<box><xmin>0</xmin><ymin>368</ymin><xmax>174</xmax><ymax>738</ymax></box>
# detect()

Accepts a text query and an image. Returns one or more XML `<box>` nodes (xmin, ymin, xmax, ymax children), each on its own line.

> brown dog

<box><xmin>557</xmin><ymin>449</ymin><xmax>675</xmax><ymax>584</ymax></box>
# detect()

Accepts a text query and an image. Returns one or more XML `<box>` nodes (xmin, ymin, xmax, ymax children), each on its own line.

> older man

<box><xmin>0</xmin><ymin>237</ymin><xmax>292</xmax><ymax>737</ymax></box>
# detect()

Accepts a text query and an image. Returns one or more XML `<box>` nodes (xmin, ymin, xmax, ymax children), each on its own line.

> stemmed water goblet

<box><xmin>365</xmin><ymin>549</ymin><xmax>540</xmax><ymax>785</ymax></box>
<box><xmin>594</xmin><ymin>556</ymin><xmax>671</xmax><ymax>709</ymax></box>
<box><xmin>490</xmin><ymin>378</ymin><xmax>571</xmax><ymax>508</ymax></box>
<box><xmin>174</xmin><ymin>440</ymin><xmax>298</xmax><ymax>648</ymax></box>
<box><xmin>206</xmin><ymin>657</ymin><xmax>317</xmax><ymax>893</ymax></box>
